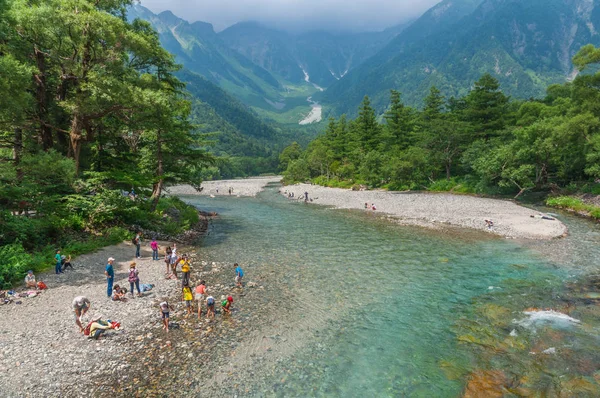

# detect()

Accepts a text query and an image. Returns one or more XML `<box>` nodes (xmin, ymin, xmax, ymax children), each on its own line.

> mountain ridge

<box><xmin>321</xmin><ymin>0</ymin><xmax>600</xmax><ymax>115</ymax></box>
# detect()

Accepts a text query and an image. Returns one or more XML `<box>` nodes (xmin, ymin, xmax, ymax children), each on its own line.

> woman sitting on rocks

<box><xmin>112</xmin><ymin>285</ymin><xmax>126</xmax><ymax>301</ymax></box>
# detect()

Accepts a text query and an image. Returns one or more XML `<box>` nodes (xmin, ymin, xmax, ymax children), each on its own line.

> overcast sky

<box><xmin>139</xmin><ymin>0</ymin><xmax>441</xmax><ymax>33</ymax></box>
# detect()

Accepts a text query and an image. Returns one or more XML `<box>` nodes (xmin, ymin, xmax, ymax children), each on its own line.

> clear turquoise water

<box><xmin>181</xmin><ymin>185</ymin><xmax>600</xmax><ymax>396</ymax></box>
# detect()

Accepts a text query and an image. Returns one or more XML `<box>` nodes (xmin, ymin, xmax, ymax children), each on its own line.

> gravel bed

<box><xmin>281</xmin><ymin>184</ymin><xmax>567</xmax><ymax>240</ymax></box>
<box><xmin>0</xmin><ymin>242</ymin><xmax>255</xmax><ymax>397</ymax></box>
<box><xmin>168</xmin><ymin>176</ymin><xmax>281</xmax><ymax>198</ymax></box>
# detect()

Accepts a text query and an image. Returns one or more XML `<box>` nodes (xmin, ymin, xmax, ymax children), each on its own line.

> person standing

<box><xmin>164</xmin><ymin>246</ymin><xmax>172</xmax><ymax>276</ymax></box>
<box><xmin>180</xmin><ymin>254</ymin><xmax>191</xmax><ymax>286</ymax></box>
<box><xmin>73</xmin><ymin>296</ymin><xmax>91</xmax><ymax>333</ymax></box>
<box><xmin>159</xmin><ymin>300</ymin><xmax>172</xmax><ymax>332</ymax></box>
<box><xmin>55</xmin><ymin>249</ymin><xmax>63</xmax><ymax>274</ymax></box>
<box><xmin>128</xmin><ymin>262</ymin><xmax>141</xmax><ymax>297</ymax></box>
<box><xmin>150</xmin><ymin>238</ymin><xmax>160</xmax><ymax>261</ymax></box>
<box><xmin>195</xmin><ymin>280</ymin><xmax>206</xmax><ymax>318</ymax></box>
<box><xmin>182</xmin><ymin>282</ymin><xmax>193</xmax><ymax>317</ymax></box>
<box><xmin>134</xmin><ymin>232</ymin><xmax>142</xmax><ymax>259</ymax></box>
<box><xmin>235</xmin><ymin>263</ymin><xmax>244</xmax><ymax>287</ymax></box>
<box><xmin>105</xmin><ymin>257</ymin><xmax>115</xmax><ymax>298</ymax></box>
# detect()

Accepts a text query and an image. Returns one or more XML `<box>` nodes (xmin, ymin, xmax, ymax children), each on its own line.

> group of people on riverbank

<box><xmin>68</xmin><ymin>234</ymin><xmax>245</xmax><ymax>336</ymax></box>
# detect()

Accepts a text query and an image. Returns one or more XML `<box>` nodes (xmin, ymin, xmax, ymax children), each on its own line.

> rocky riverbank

<box><xmin>281</xmin><ymin>184</ymin><xmax>568</xmax><ymax>240</ymax></box>
<box><xmin>168</xmin><ymin>176</ymin><xmax>281</xmax><ymax>198</ymax></box>
<box><xmin>0</xmin><ymin>241</ymin><xmax>270</xmax><ymax>397</ymax></box>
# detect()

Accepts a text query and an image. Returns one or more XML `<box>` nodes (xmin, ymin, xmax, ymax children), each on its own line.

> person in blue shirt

<box><xmin>105</xmin><ymin>257</ymin><xmax>115</xmax><ymax>298</ymax></box>
<box><xmin>234</xmin><ymin>263</ymin><xmax>244</xmax><ymax>287</ymax></box>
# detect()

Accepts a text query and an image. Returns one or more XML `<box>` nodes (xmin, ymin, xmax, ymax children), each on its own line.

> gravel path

<box><xmin>168</xmin><ymin>176</ymin><xmax>281</xmax><ymax>198</ymax></box>
<box><xmin>0</xmin><ymin>241</ymin><xmax>252</xmax><ymax>397</ymax></box>
<box><xmin>281</xmin><ymin>184</ymin><xmax>567</xmax><ymax>240</ymax></box>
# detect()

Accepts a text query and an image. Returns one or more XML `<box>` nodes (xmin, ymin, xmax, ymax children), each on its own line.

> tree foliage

<box><xmin>283</xmin><ymin>63</ymin><xmax>600</xmax><ymax>195</ymax></box>
<box><xmin>0</xmin><ymin>0</ymin><xmax>212</xmax><ymax>285</ymax></box>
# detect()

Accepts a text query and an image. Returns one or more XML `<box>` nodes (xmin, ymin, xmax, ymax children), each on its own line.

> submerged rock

<box><xmin>515</xmin><ymin>310</ymin><xmax>581</xmax><ymax>329</ymax></box>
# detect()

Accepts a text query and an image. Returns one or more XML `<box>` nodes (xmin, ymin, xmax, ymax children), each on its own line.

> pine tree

<box><xmin>464</xmin><ymin>73</ymin><xmax>509</xmax><ymax>138</ymax></box>
<box><xmin>356</xmin><ymin>96</ymin><xmax>381</xmax><ymax>152</ymax></box>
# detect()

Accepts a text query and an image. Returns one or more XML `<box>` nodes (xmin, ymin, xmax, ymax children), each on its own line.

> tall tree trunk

<box><xmin>151</xmin><ymin>131</ymin><xmax>164</xmax><ymax>212</ymax></box>
<box><xmin>13</xmin><ymin>128</ymin><xmax>23</xmax><ymax>182</ymax></box>
<box><xmin>70</xmin><ymin>114</ymin><xmax>84</xmax><ymax>175</ymax></box>
<box><xmin>34</xmin><ymin>46</ymin><xmax>53</xmax><ymax>150</ymax></box>
<box><xmin>446</xmin><ymin>160</ymin><xmax>451</xmax><ymax>180</ymax></box>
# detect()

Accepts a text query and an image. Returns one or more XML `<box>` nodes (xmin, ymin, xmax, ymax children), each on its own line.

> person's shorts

<box><xmin>235</xmin><ymin>276</ymin><xmax>242</xmax><ymax>283</ymax></box>
<box><xmin>162</xmin><ymin>311</ymin><xmax>169</xmax><ymax>319</ymax></box>
<box><xmin>185</xmin><ymin>300</ymin><xmax>192</xmax><ymax>307</ymax></box>
<box><xmin>196</xmin><ymin>294</ymin><xmax>204</xmax><ymax>302</ymax></box>
<box><xmin>207</xmin><ymin>303</ymin><xmax>214</xmax><ymax>309</ymax></box>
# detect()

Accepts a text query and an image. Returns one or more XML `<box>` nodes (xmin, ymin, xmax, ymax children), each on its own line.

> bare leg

<box><xmin>75</xmin><ymin>309</ymin><xmax>83</xmax><ymax>332</ymax></box>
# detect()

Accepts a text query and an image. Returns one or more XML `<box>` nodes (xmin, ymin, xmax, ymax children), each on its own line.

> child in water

<box><xmin>234</xmin><ymin>263</ymin><xmax>244</xmax><ymax>287</ymax></box>
<box><xmin>222</xmin><ymin>295</ymin><xmax>233</xmax><ymax>315</ymax></box>
<box><xmin>195</xmin><ymin>280</ymin><xmax>206</xmax><ymax>318</ymax></box>
<box><xmin>159</xmin><ymin>300</ymin><xmax>172</xmax><ymax>332</ymax></box>
<box><xmin>182</xmin><ymin>283</ymin><xmax>193</xmax><ymax>317</ymax></box>
<box><xmin>206</xmin><ymin>296</ymin><xmax>215</xmax><ymax>319</ymax></box>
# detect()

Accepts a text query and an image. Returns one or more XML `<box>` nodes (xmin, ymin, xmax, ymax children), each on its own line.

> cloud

<box><xmin>139</xmin><ymin>0</ymin><xmax>440</xmax><ymax>32</ymax></box>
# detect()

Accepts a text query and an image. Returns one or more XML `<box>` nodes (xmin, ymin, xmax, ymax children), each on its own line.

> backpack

<box><xmin>128</xmin><ymin>269</ymin><xmax>137</xmax><ymax>282</ymax></box>
<box><xmin>37</xmin><ymin>281</ymin><xmax>47</xmax><ymax>290</ymax></box>
<box><xmin>132</xmin><ymin>236</ymin><xmax>138</xmax><ymax>245</ymax></box>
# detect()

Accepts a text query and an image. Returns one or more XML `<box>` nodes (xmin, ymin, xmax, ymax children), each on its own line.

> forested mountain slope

<box><xmin>127</xmin><ymin>5</ymin><xmax>283</xmax><ymax>106</ymax></box>
<box><xmin>322</xmin><ymin>0</ymin><xmax>600</xmax><ymax>115</ymax></box>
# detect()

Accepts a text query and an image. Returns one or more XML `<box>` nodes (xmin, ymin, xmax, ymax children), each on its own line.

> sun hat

<box><xmin>27</xmin><ymin>270</ymin><xmax>33</xmax><ymax>274</ymax></box>
<box><xmin>130</xmin><ymin>262</ymin><xmax>136</xmax><ymax>267</ymax></box>
<box><xmin>227</xmin><ymin>296</ymin><xmax>233</xmax><ymax>302</ymax></box>
<box><xmin>108</xmin><ymin>257</ymin><xmax>115</xmax><ymax>262</ymax></box>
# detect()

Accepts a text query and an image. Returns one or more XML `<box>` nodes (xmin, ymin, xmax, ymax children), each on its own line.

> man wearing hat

<box><xmin>105</xmin><ymin>257</ymin><xmax>115</xmax><ymax>298</ymax></box>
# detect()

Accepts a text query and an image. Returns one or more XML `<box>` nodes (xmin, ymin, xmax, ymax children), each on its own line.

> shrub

<box><xmin>546</xmin><ymin>196</ymin><xmax>600</xmax><ymax>220</ymax></box>
<box><xmin>0</xmin><ymin>243</ymin><xmax>30</xmax><ymax>289</ymax></box>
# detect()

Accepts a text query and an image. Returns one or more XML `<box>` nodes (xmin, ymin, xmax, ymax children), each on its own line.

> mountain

<box><xmin>219</xmin><ymin>21</ymin><xmax>410</xmax><ymax>88</ymax></box>
<box><xmin>127</xmin><ymin>5</ymin><xmax>283</xmax><ymax>107</ymax></box>
<box><xmin>180</xmin><ymin>70</ymin><xmax>318</xmax><ymax>176</ymax></box>
<box><xmin>322</xmin><ymin>0</ymin><xmax>600</xmax><ymax>115</ymax></box>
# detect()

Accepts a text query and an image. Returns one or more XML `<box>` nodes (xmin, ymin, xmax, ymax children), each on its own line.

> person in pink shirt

<box><xmin>150</xmin><ymin>238</ymin><xmax>160</xmax><ymax>261</ymax></box>
<box><xmin>195</xmin><ymin>280</ymin><xmax>207</xmax><ymax>318</ymax></box>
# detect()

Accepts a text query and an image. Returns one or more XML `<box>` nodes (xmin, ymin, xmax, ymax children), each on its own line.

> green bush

<box><xmin>428</xmin><ymin>178</ymin><xmax>477</xmax><ymax>194</ymax></box>
<box><xmin>546</xmin><ymin>196</ymin><xmax>600</xmax><ymax>220</ymax></box>
<box><xmin>0</xmin><ymin>243</ymin><xmax>31</xmax><ymax>289</ymax></box>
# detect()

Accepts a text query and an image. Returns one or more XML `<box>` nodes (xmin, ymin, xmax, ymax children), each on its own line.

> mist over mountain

<box><xmin>139</xmin><ymin>0</ymin><xmax>438</xmax><ymax>33</ymax></box>
<box><xmin>131</xmin><ymin>0</ymin><xmax>600</xmax><ymax>125</ymax></box>
<box><xmin>322</xmin><ymin>0</ymin><xmax>600</xmax><ymax>114</ymax></box>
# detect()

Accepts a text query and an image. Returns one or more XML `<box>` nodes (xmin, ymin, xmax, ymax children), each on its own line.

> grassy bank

<box><xmin>546</xmin><ymin>196</ymin><xmax>600</xmax><ymax>220</ymax></box>
<box><xmin>0</xmin><ymin>196</ymin><xmax>200</xmax><ymax>289</ymax></box>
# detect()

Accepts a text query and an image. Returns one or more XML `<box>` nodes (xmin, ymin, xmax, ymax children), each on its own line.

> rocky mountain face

<box><xmin>322</xmin><ymin>0</ymin><xmax>600</xmax><ymax>114</ymax></box>
<box><xmin>127</xmin><ymin>5</ymin><xmax>282</xmax><ymax>105</ymax></box>
<box><xmin>218</xmin><ymin>22</ymin><xmax>409</xmax><ymax>88</ymax></box>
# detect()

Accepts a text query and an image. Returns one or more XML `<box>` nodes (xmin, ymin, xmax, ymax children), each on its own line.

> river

<box><xmin>178</xmin><ymin>183</ymin><xmax>600</xmax><ymax>396</ymax></box>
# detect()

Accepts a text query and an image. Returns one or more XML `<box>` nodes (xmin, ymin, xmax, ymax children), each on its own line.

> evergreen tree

<box><xmin>356</xmin><ymin>96</ymin><xmax>381</xmax><ymax>152</ymax></box>
<box><xmin>464</xmin><ymin>73</ymin><xmax>509</xmax><ymax>138</ymax></box>
<box><xmin>384</xmin><ymin>90</ymin><xmax>414</xmax><ymax>150</ymax></box>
